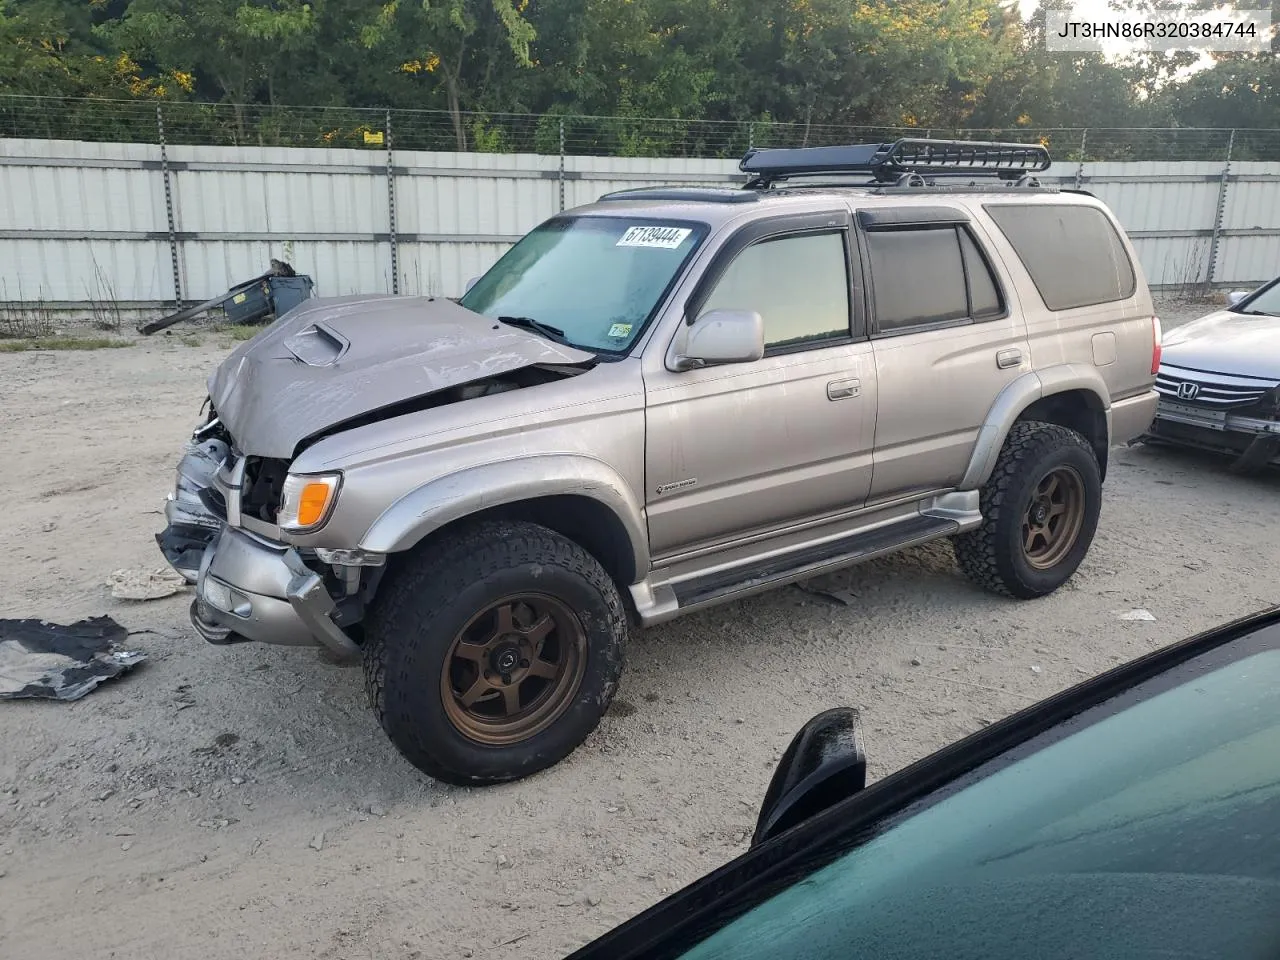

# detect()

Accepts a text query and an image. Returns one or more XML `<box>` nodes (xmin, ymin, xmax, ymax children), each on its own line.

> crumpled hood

<box><xmin>1161</xmin><ymin>308</ymin><xmax>1280</xmax><ymax>381</ymax></box>
<box><xmin>208</xmin><ymin>294</ymin><xmax>595</xmax><ymax>458</ymax></box>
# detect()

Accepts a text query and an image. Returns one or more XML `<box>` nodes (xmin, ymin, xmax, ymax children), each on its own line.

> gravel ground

<box><xmin>3</xmin><ymin>297</ymin><xmax>1277</xmax><ymax>959</ymax></box>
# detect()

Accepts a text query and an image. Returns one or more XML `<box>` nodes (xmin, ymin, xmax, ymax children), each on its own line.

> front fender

<box><xmin>358</xmin><ymin>454</ymin><xmax>650</xmax><ymax>577</ymax></box>
<box><xmin>960</xmin><ymin>365</ymin><xmax>1112</xmax><ymax>489</ymax></box>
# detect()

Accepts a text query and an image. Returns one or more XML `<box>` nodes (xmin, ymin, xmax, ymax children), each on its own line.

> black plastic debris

<box><xmin>0</xmin><ymin>616</ymin><xmax>145</xmax><ymax>701</ymax></box>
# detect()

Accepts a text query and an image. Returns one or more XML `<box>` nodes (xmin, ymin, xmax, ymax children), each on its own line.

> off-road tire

<box><xmin>954</xmin><ymin>420</ymin><xmax>1101</xmax><ymax>600</ymax></box>
<box><xmin>363</xmin><ymin>520</ymin><xmax>627</xmax><ymax>785</ymax></box>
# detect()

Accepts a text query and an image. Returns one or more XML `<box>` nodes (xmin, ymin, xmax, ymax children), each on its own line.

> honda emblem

<box><xmin>1177</xmin><ymin>381</ymin><xmax>1200</xmax><ymax>400</ymax></box>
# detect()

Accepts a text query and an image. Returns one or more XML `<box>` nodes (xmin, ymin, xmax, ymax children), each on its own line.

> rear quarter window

<box><xmin>984</xmin><ymin>203</ymin><xmax>1136</xmax><ymax>311</ymax></box>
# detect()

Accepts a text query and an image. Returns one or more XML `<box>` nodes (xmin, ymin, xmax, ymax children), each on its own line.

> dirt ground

<box><xmin>2</xmin><ymin>299</ymin><xmax>1278</xmax><ymax>960</ymax></box>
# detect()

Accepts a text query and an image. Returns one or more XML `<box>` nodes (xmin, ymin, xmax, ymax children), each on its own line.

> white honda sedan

<box><xmin>1147</xmin><ymin>278</ymin><xmax>1280</xmax><ymax>473</ymax></box>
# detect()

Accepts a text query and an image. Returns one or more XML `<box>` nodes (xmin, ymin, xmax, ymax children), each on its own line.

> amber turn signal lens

<box><xmin>297</xmin><ymin>482</ymin><xmax>334</xmax><ymax>527</ymax></box>
<box><xmin>279</xmin><ymin>472</ymin><xmax>341</xmax><ymax>531</ymax></box>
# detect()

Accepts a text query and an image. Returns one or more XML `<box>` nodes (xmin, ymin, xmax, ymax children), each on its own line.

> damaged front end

<box><xmin>1148</xmin><ymin>375</ymin><xmax>1280</xmax><ymax>475</ymax></box>
<box><xmin>155</xmin><ymin>418</ymin><xmax>230</xmax><ymax>583</ymax></box>
<box><xmin>156</xmin><ymin>408</ymin><xmax>374</xmax><ymax>659</ymax></box>
<box><xmin>155</xmin><ymin>294</ymin><xmax>598</xmax><ymax>657</ymax></box>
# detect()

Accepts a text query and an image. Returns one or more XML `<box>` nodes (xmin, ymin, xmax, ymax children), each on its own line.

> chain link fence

<box><xmin>3</xmin><ymin>94</ymin><xmax>1279</xmax><ymax>162</ymax></box>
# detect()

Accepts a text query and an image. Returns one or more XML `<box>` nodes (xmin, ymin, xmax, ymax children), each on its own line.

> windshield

<box><xmin>676</xmin><ymin>646</ymin><xmax>1280</xmax><ymax>960</ymax></box>
<box><xmin>459</xmin><ymin>216</ymin><xmax>708</xmax><ymax>353</ymax></box>
<box><xmin>1236</xmin><ymin>279</ymin><xmax>1280</xmax><ymax>316</ymax></box>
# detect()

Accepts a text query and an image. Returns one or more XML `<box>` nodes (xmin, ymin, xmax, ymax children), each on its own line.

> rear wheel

<box><xmin>363</xmin><ymin>520</ymin><xmax>627</xmax><ymax>785</ymax></box>
<box><xmin>955</xmin><ymin>421</ymin><xmax>1101</xmax><ymax>599</ymax></box>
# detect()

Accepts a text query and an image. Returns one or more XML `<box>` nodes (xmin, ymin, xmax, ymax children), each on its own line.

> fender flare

<box><xmin>960</xmin><ymin>364</ymin><xmax>1112</xmax><ymax>489</ymax></box>
<box><xmin>358</xmin><ymin>454</ymin><xmax>650</xmax><ymax>578</ymax></box>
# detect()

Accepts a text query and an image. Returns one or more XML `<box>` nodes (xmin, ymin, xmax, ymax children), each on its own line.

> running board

<box><xmin>670</xmin><ymin>513</ymin><xmax>958</xmax><ymax>611</ymax></box>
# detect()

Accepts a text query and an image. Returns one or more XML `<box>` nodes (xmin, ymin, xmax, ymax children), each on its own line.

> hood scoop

<box><xmin>283</xmin><ymin>323</ymin><xmax>349</xmax><ymax>367</ymax></box>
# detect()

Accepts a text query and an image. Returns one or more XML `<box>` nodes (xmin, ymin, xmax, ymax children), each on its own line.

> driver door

<box><xmin>643</xmin><ymin>210</ymin><xmax>878</xmax><ymax>558</ymax></box>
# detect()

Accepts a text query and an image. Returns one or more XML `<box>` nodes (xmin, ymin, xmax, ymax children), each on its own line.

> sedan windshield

<box><xmin>460</xmin><ymin>216</ymin><xmax>707</xmax><ymax>354</ymax></box>
<box><xmin>1235</xmin><ymin>279</ymin><xmax>1280</xmax><ymax>316</ymax></box>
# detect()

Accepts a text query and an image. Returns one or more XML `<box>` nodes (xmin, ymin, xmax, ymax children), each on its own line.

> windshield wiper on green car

<box><xmin>497</xmin><ymin>315</ymin><xmax>567</xmax><ymax>341</ymax></box>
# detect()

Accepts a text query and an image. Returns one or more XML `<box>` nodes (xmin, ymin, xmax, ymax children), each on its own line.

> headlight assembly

<box><xmin>278</xmin><ymin>473</ymin><xmax>342</xmax><ymax>532</ymax></box>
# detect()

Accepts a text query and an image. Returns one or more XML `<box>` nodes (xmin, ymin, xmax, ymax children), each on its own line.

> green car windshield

<box><xmin>460</xmin><ymin>216</ymin><xmax>707</xmax><ymax>354</ymax></box>
<box><xmin>678</xmin><ymin>645</ymin><xmax>1280</xmax><ymax>960</ymax></box>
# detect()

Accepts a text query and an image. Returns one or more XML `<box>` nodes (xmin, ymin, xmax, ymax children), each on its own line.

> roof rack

<box><xmin>740</xmin><ymin>138</ymin><xmax>1053</xmax><ymax>188</ymax></box>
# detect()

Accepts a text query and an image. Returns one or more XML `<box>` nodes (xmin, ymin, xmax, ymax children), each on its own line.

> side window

<box><xmin>959</xmin><ymin>229</ymin><xmax>1002</xmax><ymax>319</ymax></box>
<box><xmin>984</xmin><ymin>203</ymin><xmax>1137</xmax><ymax>311</ymax></box>
<box><xmin>699</xmin><ymin>231</ymin><xmax>851</xmax><ymax>350</ymax></box>
<box><xmin>865</xmin><ymin>225</ymin><xmax>1004</xmax><ymax>333</ymax></box>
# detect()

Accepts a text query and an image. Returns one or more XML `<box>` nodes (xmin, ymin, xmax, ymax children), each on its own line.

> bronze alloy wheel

<box><xmin>440</xmin><ymin>594</ymin><xmax>588</xmax><ymax>746</ymax></box>
<box><xmin>1021</xmin><ymin>465</ymin><xmax>1086</xmax><ymax>570</ymax></box>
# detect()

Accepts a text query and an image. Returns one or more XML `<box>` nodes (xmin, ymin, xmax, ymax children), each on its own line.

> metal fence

<box><xmin>5</xmin><ymin>94</ymin><xmax>1280</xmax><ymax>162</ymax></box>
<box><xmin>3</xmin><ymin>96</ymin><xmax>1280</xmax><ymax>318</ymax></box>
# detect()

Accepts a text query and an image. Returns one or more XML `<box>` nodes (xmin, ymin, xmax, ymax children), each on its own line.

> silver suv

<box><xmin>156</xmin><ymin>140</ymin><xmax>1160</xmax><ymax>785</ymax></box>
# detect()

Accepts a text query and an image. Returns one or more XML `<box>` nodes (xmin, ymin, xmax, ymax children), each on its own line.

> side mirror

<box><xmin>1227</xmin><ymin>290</ymin><xmax>1249</xmax><ymax>307</ymax></box>
<box><xmin>752</xmin><ymin>708</ymin><xmax>867</xmax><ymax>848</ymax></box>
<box><xmin>676</xmin><ymin>309</ymin><xmax>764</xmax><ymax>370</ymax></box>
<box><xmin>464</xmin><ymin>276</ymin><xmax>481</xmax><ymax>294</ymax></box>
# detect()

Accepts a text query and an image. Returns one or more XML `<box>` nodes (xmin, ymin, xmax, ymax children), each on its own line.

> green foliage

<box><xmin>3</xmin><ymin>0</ymin><xmax>1279</xmax><ymax>155</ymax></box>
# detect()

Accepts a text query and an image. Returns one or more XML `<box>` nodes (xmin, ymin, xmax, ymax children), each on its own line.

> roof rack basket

<box><xmin>740</xmin><ymin>138</ymin><xmax>1053</xmax><ymax>188</ymax></box>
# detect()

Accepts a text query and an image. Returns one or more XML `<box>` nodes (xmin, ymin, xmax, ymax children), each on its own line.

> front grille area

<box><xmin>1147</xmin><ymin>417</ymin><xmax>1255</xmax><ymax>455</ymax></box>
<box><xmin>1155</xmin><ymin>365</ymin><xmax>1279</xmax><ymax>410</ymax></box>
<box><xmin>241</xmin><ymin>456</ymin><xmax>290</xmax><ymax>523</ymax></box>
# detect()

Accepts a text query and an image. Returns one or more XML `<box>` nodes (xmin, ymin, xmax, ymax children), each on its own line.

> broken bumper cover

<box><xmin>1149</xmin><ymin>397</ymin><xmax>1280</xmax><ymax>463</ymax></box>
<box><xmin>159</xmin><ymin>440</ymin><xmax>361</xmax><ymax>658</ymax></box>
<box><xmin>156</xmin><ymin>437</ymin><xmax>228</xmax><ymax>582</ymax></box>
<box><xmin>188</xmin><ymin>526</ymin><xmax>361</xmax><ymax>658</ymax></box>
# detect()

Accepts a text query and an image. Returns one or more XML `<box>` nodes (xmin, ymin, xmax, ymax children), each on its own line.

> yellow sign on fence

<box><xmin>363</xmin><ymin>130</ymin><xmax>385</xmax><ymax>146</ymax></box>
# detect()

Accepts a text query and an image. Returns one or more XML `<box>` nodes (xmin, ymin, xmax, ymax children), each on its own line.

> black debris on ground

<box><xmin>0</xmin><ymin>616</ymin><xmax>145</xmax><ymax>701</ymax></box>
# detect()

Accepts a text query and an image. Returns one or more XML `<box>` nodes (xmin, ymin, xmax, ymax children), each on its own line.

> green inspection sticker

<box><xmin>607</xmin><ymin>323</ymin><xmax>633</xmax><ymax>338</ymax></box>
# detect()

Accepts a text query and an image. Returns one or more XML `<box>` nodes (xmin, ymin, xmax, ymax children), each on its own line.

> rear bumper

<box><xmin>1110</xmin><ymin>390</ymin><xmax>1159</xmax><ymax>446</ymax></box>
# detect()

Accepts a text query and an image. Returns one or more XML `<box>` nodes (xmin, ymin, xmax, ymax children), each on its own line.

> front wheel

<box><xmin>363</xmin><ymin>520</ymin><xmax>627</xmax><ymax>785</ymax></box>
<box><xmin>954</xmin><ymin>421</ymin><xmax>1102</xmax><ymax>599</ymax></box>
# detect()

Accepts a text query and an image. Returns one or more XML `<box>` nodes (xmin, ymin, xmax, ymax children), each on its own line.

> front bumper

<box><xmin>158</xmin><ymin>439</ymin><xmax>360</xmax><ymax>658</ymax></box>
<box><xmin>155</xmin><ymin>436</ymin><xmax>228</xmax><ymax>582</ymax></box>
<box><xmin>1148</xmin><ymin>397</ymin><xmax>1280</xmax><ymax>463</ymax></box>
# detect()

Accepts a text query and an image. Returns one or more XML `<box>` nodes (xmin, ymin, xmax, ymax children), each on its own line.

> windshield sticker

<box><xmin>616</xmin><ymin>226</ymin><xmax>692</xmax><ymax>249</ymax></box>
<box><xmin>607</xmin><ymin>323</ymin><xmax>633</xmax><ymax>339</ymax></box>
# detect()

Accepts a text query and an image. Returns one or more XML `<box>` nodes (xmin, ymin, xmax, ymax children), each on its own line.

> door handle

<box><xmin>827</xmin><ymin>378</ymin><xmax>861</xmax><ymax>401</ymax></box>
<box><xmin>996</xmin><ymin>348</ymin><xmax>1023</xmax><ymax>369</ymax></box>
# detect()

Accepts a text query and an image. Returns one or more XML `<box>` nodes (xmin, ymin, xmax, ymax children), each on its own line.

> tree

<box><xmin>0</xmin><ymin>0</ymin><xmax>120</xmax><ymax>97</ymax></box>
<box><xmin>358</xmin><ymin>0</ymin><xmax>535</xmax><ymax>150</ymax></box>
<box><xmin>968</xmin><ymin>2</ymin><xmax>1159</xmax><ymax>137</ymax></box>
<box><xmin>103</xmin><ymin>0</ymin><xmax>318</xmax><ymax>133</ymax></box>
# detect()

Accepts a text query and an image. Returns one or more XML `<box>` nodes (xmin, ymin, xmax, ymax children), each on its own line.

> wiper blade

<box><xmin>1240</xmin><ymin>310</ymin><xmax>1275</xmax><ymax>317</ymax></box>
<box><xmin>497</xmin><ymin>315</ymin><xmax>566</xmax><ymax>340</ymax></box>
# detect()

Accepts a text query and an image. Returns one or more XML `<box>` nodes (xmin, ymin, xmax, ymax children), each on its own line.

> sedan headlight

<box><xmin>278</xmin><ymin>473</ymin><xmax>342</xmax><ymax>532</ymax></box>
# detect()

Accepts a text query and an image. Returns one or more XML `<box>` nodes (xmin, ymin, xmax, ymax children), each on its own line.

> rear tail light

<box><xmin>1151</xmin><ymin>316</ymin><xmax>1163</xmax><ymax>375</ymax></box>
